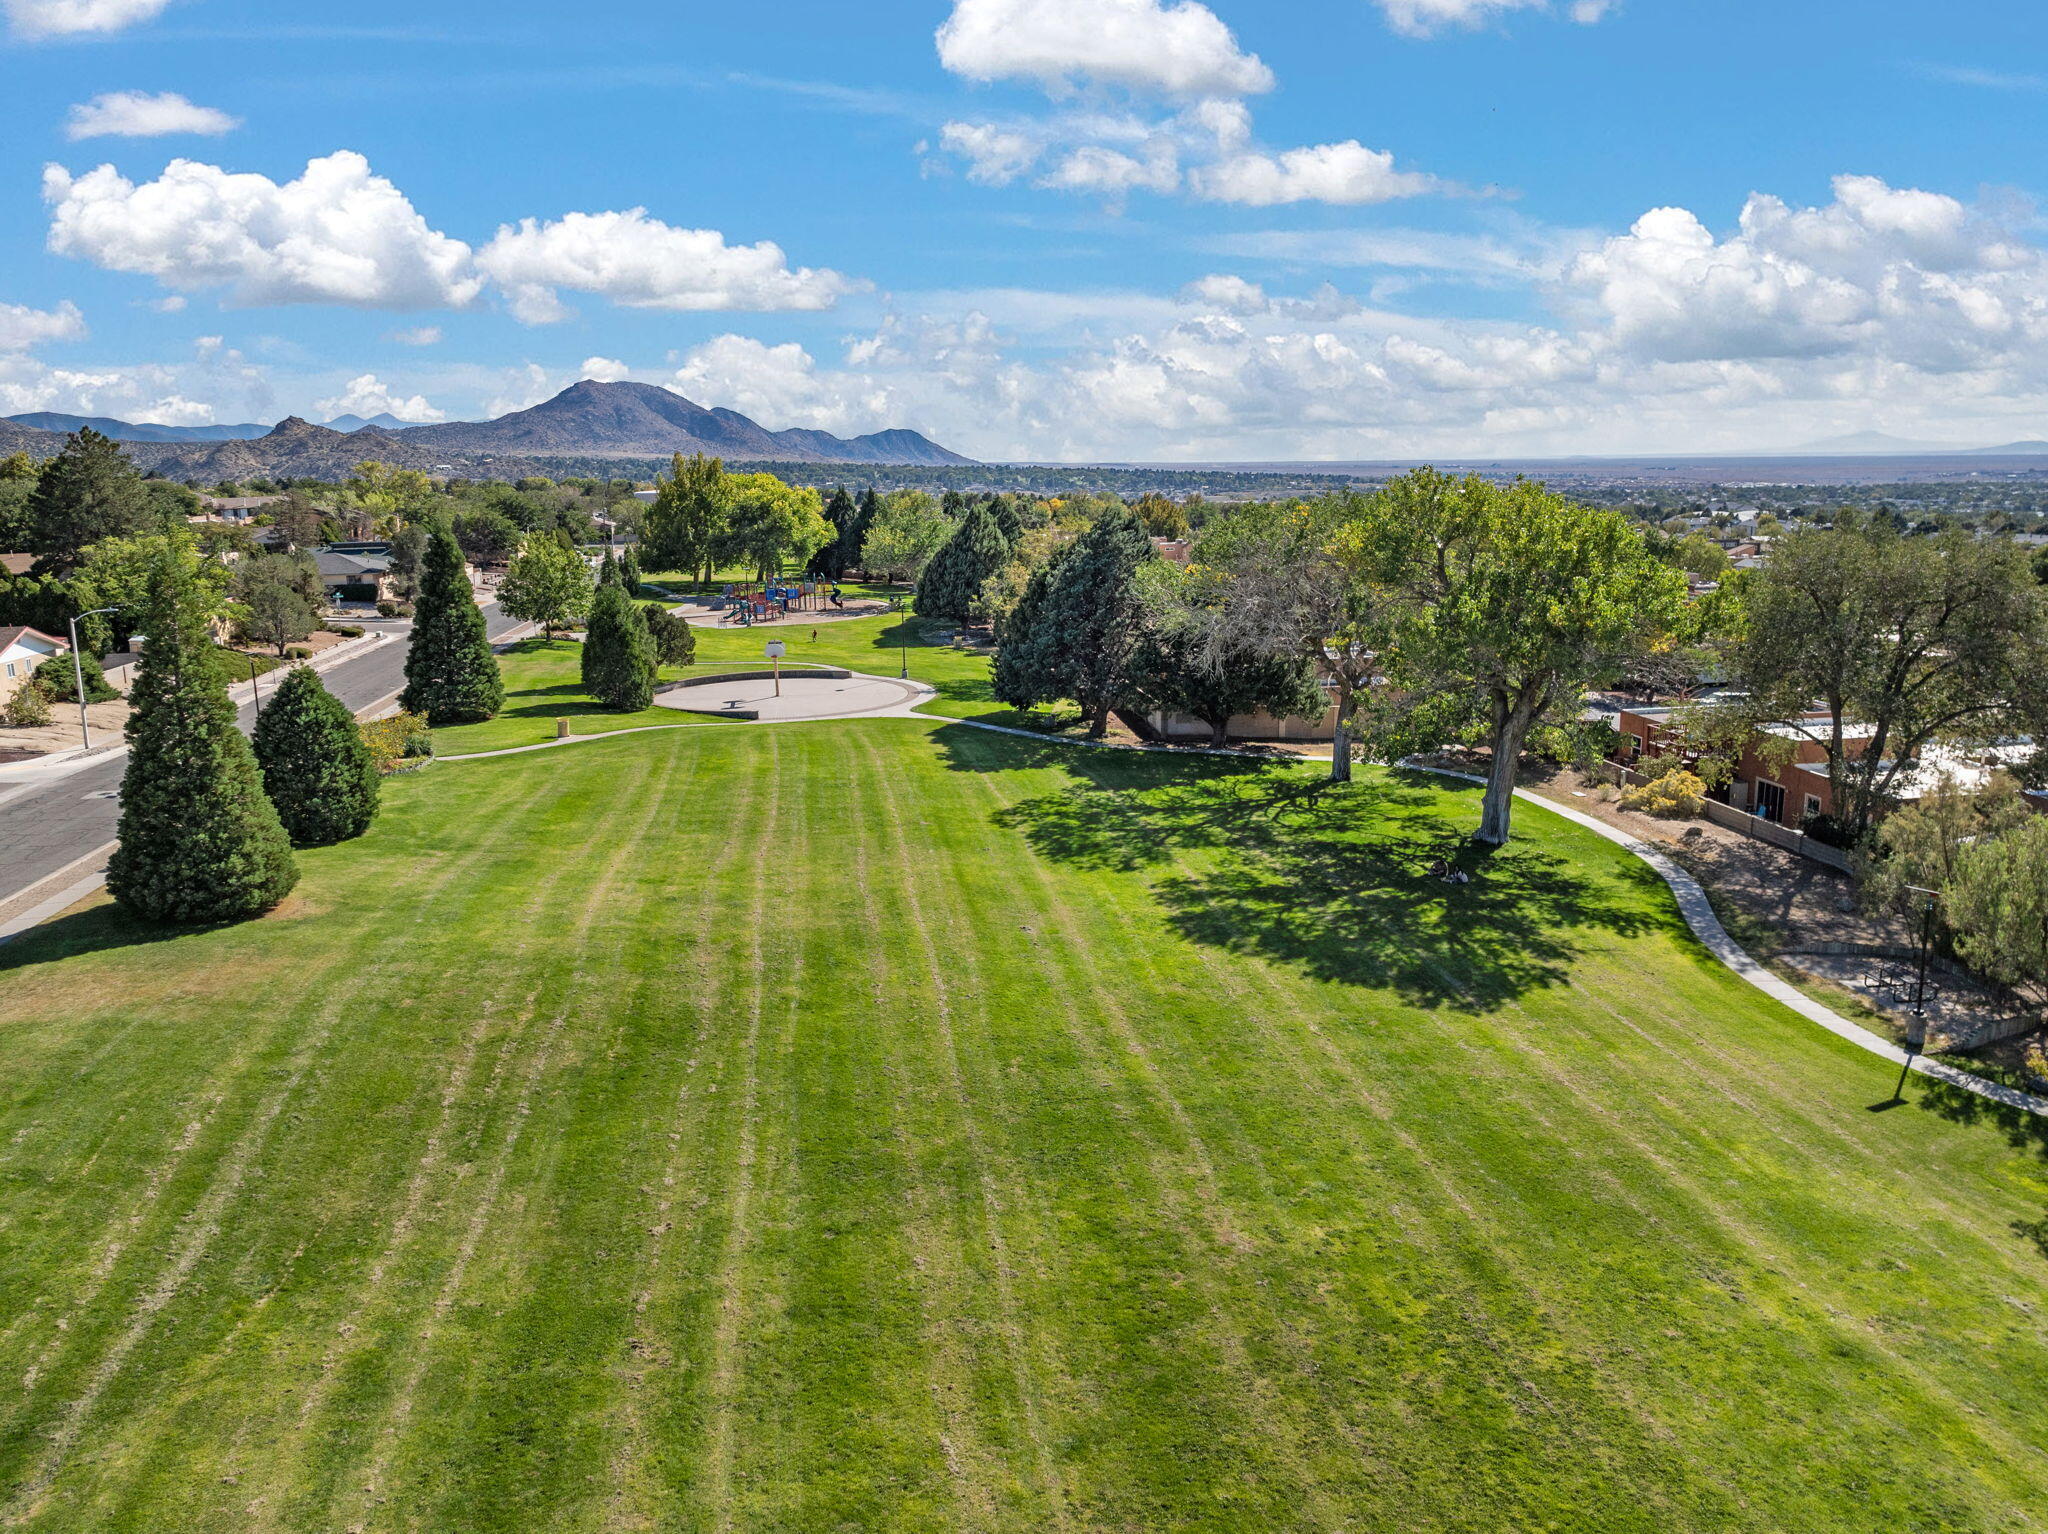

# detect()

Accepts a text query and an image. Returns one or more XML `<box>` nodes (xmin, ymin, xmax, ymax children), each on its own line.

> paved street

<box><xmin>0</xmin><ymin>605</ymin><xmax>525</xmax><ymax>911</ymax></box>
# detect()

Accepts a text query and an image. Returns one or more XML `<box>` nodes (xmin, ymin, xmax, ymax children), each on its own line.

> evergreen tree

<box><xmin>598</xmin><ymin>550</ymin><xmax>622</xmax><ymax>587</ymax></box>
<box><xmin>253</xmin><ymin>665</ymin><xmax>381</xmax><ymax>846</ymax></box>
<box><xmin>619</xmin><ymin>546</ymin><xmax>643</xmax><ymax>596</ymax></box>
<box><xmin>582</xmin><ymin>582</ymin><xmax>657</xmax><ymax>709</ymax></box>
<box><xmin>992</xmin><ymin>511</ymin><xmax>1154</xmax><ymax>737</ymax></box>
<box><xmin>1124</xmin><ymin>619</ymin><xmax>1326</xmax><ymax>748</ymax></box>
<box><xmin>400</xmin><ymin>528</ymin><xmax>504</xmax><ymax>724</ymax></box>
<box><xmin>107</xmin><ymin>542</ymin><xmax>298</xmax><ymax>922</ymax></box>
<box><xmin>809</xmin><ymin>487</ymin><xmax>857</xmax><ymax>578</ymax></box>
<box><xmin>915</xmin><ymin>504</ymin><xmax>1012</xmax><ymax>621</ymax></box>
<box><xmin>835</xmin><ymin>487</ymin><xmax>880</xmax><ymax>578</ymax></box>
<box><xmin>28</xmin><ymin>427</ymin><xmax>148</xmax><ymax>571</ymax></box>
<box><xmin>642</xmin><ymin>602</ymin><xmax>697</xmax><ymax>666</ymax></box>
<box><xmin>990</xmin><ymin>496</ymin><xmax>1024</xmax><ymax>546</ymax></box>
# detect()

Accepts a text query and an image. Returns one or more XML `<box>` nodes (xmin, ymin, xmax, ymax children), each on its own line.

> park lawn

<box><xmin>2</xmin><ymin>725</ymin><xmax>2048</xmax><ymax>1530</ymax></box>
<box><xmin>428</xmin><ymin>638</ymin><xmax>839</xmax><ymax>755</ymax></box>
<box><xmin>689</xmin><ymin>612</ymin><xmax>1011</xmax><ymax>721</ymax></box>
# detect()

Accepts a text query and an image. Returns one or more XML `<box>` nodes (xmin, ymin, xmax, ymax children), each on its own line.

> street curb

<box><xmin>1397</xmin><ymin>760</ymin><xmax>2048</xmax><ymax>1119</ymax></box>
<box><xmin>0</xmin><ymin>842</ymin><xmax>115</xmax><ymax>947</ymax></box>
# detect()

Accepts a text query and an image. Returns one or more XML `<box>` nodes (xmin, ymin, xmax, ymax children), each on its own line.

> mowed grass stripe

<box><xmin>0</xmin><ymin>762</ymin><xmax>596</xmax><ymax>1525</ymax></box>
<box><xmin>942</xmin><ymin>734</ymin><xmax>1705</xmax><ymax>1526</ymax></box>
<box><xmin>0</xmin><ymin>722</ymin><xmax>2045</xmax><ymax>1529</ymax></box>
<box><xmin>102</xmin><ymin>745</ymin><xmax>664</xmax><ymax>1531</ymax></box>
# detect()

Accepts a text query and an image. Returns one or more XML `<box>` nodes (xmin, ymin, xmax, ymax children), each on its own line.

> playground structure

<box><xmin>706</xmin><ymin>582</ymin><xmax>850</xmax><ymax>625</ymax></box>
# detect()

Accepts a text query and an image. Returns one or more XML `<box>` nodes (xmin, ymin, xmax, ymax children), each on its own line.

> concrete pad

<box><xmin>653</xmin><ymin>671</ymin><xmax>933</xmax><ymax>722</ymax></box>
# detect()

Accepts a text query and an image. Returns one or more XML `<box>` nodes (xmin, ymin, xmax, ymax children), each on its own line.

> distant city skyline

<box><xmin>1</xmin><ymin>0</ymin><xmax>2044</xmax><ymax>461</ymax></box>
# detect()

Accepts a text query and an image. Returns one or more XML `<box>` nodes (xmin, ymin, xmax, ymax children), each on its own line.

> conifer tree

<box><xmin>401</xmin><ymin>528</ymin><xmax>504</xmax><ymax>724</ymax></box>
<box><xmin>598</xmin><ymin>549</ymin><xmax>621</xmax><ymax>587</ymax></box>
<box><xmin>253</xmin><ymin>665</ymin><xmax>382</xmax><ymax>846</ymax></box>
<box><xmin>992</xmin><ymin>511</ymin><xmax>1154</xmax><ymax>737</ymax></box>
<box><xmin>582</xmin><ymin>582</ymin><xmax>657</xmax><ymax>709</ymax></box>
<box><xmin>619</xmin><ymin>546</ymin><xmax>642</xmax><ymax>596</ymax></box>
<box><xmin>28</xmin><ymin>427</ymin><xmax>148</xmax><ymax>570</ymax></box>
<box><xmin>836</xmin><ymin>487</ymin><xmax>880</xmax><ymax>578</ymax></box>
<box><xmin>915</xmin><ymin>504</ymin><xmax>1012</xmax><ymax>621</ymax></box>
<box><xmin>107</xmin><ymin>542</ymin><xmax>298</xmax><ymax>922</ymax></box>
<box><xmin>990</xmin><ymin>496</ymin><xmax>1024</xmax><ymax>545</ymax></box>
<box><xmin>810</xmin><ymin>486</ymin><xmax>857</xmax><ymax>577</ymax></box>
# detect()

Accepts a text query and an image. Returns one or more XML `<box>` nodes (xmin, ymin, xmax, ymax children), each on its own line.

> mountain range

<box><xmin>1</xmin><ymin>381</ymin><xmax>971</xmax><ymax>479</ymax></box>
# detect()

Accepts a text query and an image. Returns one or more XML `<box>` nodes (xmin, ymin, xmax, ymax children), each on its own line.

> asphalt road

<box><xmin>0</xmin><ymin>604</ymin><xmax>525</xmax><ymax>910</ymax></box>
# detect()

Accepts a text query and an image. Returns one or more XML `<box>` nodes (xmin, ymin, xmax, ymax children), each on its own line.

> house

<box><xmin>312</xmin><ymin>546</ymin><xmax>394</xmax><ymax>603</ymax></box>
<box><xmin>0</xmin><ymin>626</ymin><xmax>68</xmax><ymax>705</ymax></box>
<box><xmin>1610</xmin><ymin>701</ymin><xmax>2036</xmax><ymax>826</ymax></box>
<box><xmin>197</xmin><ymin>494</ymin><xmax>285</xmax><ymax>523</ymax></box>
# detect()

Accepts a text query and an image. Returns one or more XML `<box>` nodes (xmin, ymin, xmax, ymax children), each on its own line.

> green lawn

<box><xmin>3</xmin><ymin>725</ymin><xmax>2047</xmax><ymax>1531</ymax></box>
<box><xmin>438</xmin><ymin>620</ymin><xmax>1010</xmax><ymax>754</ymax></box>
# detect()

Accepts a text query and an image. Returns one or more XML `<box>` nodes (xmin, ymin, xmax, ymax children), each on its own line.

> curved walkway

<box><xmin>1392</xmin><ymin>760</ymin><xmax>2048</xmax><ymax>1118</ymax></box>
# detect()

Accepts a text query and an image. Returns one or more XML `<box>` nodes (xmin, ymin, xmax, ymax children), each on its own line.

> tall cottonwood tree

<box><xmin>500</xmin><ymin>532</ymin><xmax>593</xmax><ymax>637</ymax></box>
<box><xmin>641</xmin><ymin>453</ymin><xmax>727</xmax><ymax>587</ymax></box>
<box><xmin>107</xmin><ymin>541</ymin><xmax>298</xmax><ymax>921</ymax></box>
<box><xmin>400</xmin><ymin>528</ymin><xmax>503</xmax><ymax>724</ymax></box>
<box><xmin>1367</xmin><ymin>470</ymin><xmax>1686</xmax><ymax>845</ymax></box>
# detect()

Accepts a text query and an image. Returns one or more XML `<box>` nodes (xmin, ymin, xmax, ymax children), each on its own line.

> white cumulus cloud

<box><xmin>385</xmin><ymin>325</ymin><xmax>442</xmax><ymax>346</ymax></box>
<box><xmin>476</xmin><ymin>209</ymin><xmax>856</xmax><ymax>325</ymax></box>
<box><xmin>65</xmin><ymin>91</ymin><xmax>239</xmax><ymax>141</ymax></box>
<box><xmin>1192</xmin><ymin>141</ymin><xmax>1439</xmax><ymax>206</ymax></box>
<box><xmin>938</xmin><ymin>121</ymin><xmax>1042</xmax><ymax>186</ymax></box>
<box><xmin>43</xmin><ymin>151</ymin><xmax>484</xmax><ymax>311</ymax></box>
<box><xmin>936</xmin><ymin>0</ymin><xmax>1273</xmax><ymax>97</ymax></box>
<box><xmin>5</xmin><ymin>0</ymin><xmax>172</xmax><ymax>38</ymax></box>
<box><xmin>315</xmin><ymin>373</ymin><xmax>445</xmax><ymax>423</ymax></box>
<box><xmin>0</xmin><ymin>299</ymin><xmax>87</xmax><ymax>352</ymax></box>
<box><xmin>579</xmin><ymin>356</ymin><xmax>631</xmax><ymax>382</ymax></box>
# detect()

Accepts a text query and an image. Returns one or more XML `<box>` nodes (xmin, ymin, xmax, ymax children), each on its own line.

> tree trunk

<box><xmin>1209</xmin><ymin>718</ymin><xmax>1229</xmax><ymax>749</ymax></box>
<box><xmin>1475</xmin><ymin>701</ymin><xmax>1539</xmax><ymax>846</ymax></box>
<box><xmin>1328</xmin><ymin>686</ymin><xmax>1356</xmax><ymax>784</ymax></box>
<box><xmin>1088</xmin><ymin>699</ymin><xmax>1112</xmax><ymax>739</ymax></box>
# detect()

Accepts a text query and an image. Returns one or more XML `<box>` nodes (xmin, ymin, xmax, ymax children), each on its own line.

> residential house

<box><xmin>0</xmin><ymin>626</ymin><xmax>68</xmax><ymax>705</ymax></box>
<box><xmin>1610</xmin><ymin>701</ymin><xmax>2036</xmax><ymax>825</ymax></box>
<box><xmin>312</xmin><ymin>546</ymin><xmax>394</xmax><ymax>604</ymax></box>
<box><xmin>196</xmin><ymin>494</ymin><xmax>285</xmax><ymax>523</ymax></box>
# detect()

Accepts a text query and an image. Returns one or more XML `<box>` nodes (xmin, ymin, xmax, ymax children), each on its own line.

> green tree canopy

<box><xmin>236</xmin><ymin>552</ymin><xmax>320</xmax><ymax>656</ymax></box>
<box><xmin>582</xmin><ymin>582</ymin><xmax>657</xmax><ymax>710</ymax></box>
<box><xmin>252</xmin><ymin>665</ymin><xmax>381</xmax><ymax>846</ymax></box>
<box><xmin>915</xmin><ymin>503</ymin><xmax>1012</xmax><ymax>622</ymax></box>
<box><xmin>861</xmin><ymin>491</ymin><xmax>952</xmax><ymax>586</ymax></box>
<box><xmin>641</xmin><ymin>453</ymin><xmax>728</xmax><ymax>586</ymax></box>
<box><xmin>1724</xmin><ymin>523</ymin><xmax>2048</xmax><ymax>838</ymax></box>
<box><xmin>1367</xmin><ymin>471</ymin><xmax>1687</xmax><ymax>843</ymax></box>
<box><xmin>106</xmin><ymin>540</ymin><xmax>298</xmax><ymax>922</ymax></box>
<box><xmin>993</xmin><ymin>509</ymin><xmax>1155</xmax><ymax>737</ymax></box>
<box><xmin>400</xmin><ymin>528</ymin><xmax>503</xmax><ymax>724</ymax></box>
<box><xmin>499</xmin><ymin>533</ymin><xmax>594</xmax><ymax>638</ymax></box>
<box><xmin>717</xmin><ymin>474</ymin><xmax>832</xmax><ymax>582</ymax></box>
<box><xmin>28</xmin><ymin>427</ymin><xmax>148</xmax><ymax>571</ymax></box>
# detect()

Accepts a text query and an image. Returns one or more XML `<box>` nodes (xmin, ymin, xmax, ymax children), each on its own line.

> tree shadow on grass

<box><xmin>939</xmin><ymin>723</ymin><xmax>1665</xmax><ymax>1013</ymax></box>
<box><xmin>0</xmin><ymin>901</ymin><xmax>222</xmax><ymax>969</ymax></box>
<box><xmin>1913</xmin><ymin>1078</ymin><xmax>2048</xmax><ymax>1161</ymax></box>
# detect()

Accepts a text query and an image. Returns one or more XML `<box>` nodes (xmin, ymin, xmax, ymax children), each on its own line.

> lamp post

<box><xmin>1905</xmin><ymin>885</ymin><xmax>1940</xmax><ymax>1051</ymax></box>
<box><xmin>247</xmin><ymin>652</ymin><xmax>263</xmax><ymax>710</ymax></box>
<box><xmin>67</xmin><ymin>606</ymin><xmax>120</xmax><ymax>752</ymax></box>
<box><xmin>892</xmin><ymin>593</ymin><xmax>909</xmax><ymax>679</ymax></box>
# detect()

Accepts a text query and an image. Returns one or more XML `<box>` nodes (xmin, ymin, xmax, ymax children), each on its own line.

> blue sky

<box><xmin>1</xmin><ymin>0</ymin><xmax>2046</xmax><ymax>459</ymax></box>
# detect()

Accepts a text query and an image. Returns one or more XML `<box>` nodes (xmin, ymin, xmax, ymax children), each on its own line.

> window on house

<box><xmin>1804</xmin><ymin>794</ymin><xmax>1822</xmax><ymax>820</ymax></box>
<box><xmin>1627</xmin><ymin>734</ymin><xmax>1643</xmax><ymax>761</ymax></box>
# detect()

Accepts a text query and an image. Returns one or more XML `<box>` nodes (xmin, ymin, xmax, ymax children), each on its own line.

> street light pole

<box><xmin>67</xmin><ymin>606</ymin><xmax>121</xmax><ymax>752</ymax></box>
<box><xmin>1906</xmin><ymin>884</ymin><xmax>1940</xmax><ymax>1051</ymax></box>
<box><xmin>247</xmin><ymin>653</ymin><xmax>262</xmax><ymax>710</ymax></box>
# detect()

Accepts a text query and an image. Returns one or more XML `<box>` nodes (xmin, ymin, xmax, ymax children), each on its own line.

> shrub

<box><xmin>4</xmin><ymin>679</ymin><xmax>52</xmax><ymax>727</ymax></box>
<box><xmin>642</xmin><ymin>603</ymin><xmax>696</xmax><ymax>667</ymax></box>
<box><xmin>252</xmin><ymin>666</ymin><xmax>381</xmax><ymax>846</ymax></box>
<box><xmin>1799</xmin><ymin>811</ymin><xmax>1860</xmax><ymax>849</ymax></box>
<box><xmin>326</xmin><ymin>623</ymin><xmax>365</xmax><ymax>638</ymax></box>
<box><xmin>376</xmin><ymin>599</ymin><xmax>400</xmax><ymax>618</ymax></box>
<box><xmin>35</xmin><ymin>651</ymin><xmax>118</xmax><ymax>704</ymax></box>
<box><xmin>360</xmin><ymin>711</ymin><xmax>434</xmax><ymax>774</ymax></box>
<box><xmin>285</xmin><ymin>646</ymin><xmax>312</xmax><ymax>660</ymax></box>
<box><xmin>1621</xmin><ymin>769</ymin><xmax>1707</xmax><ymax>818</ymax></box>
